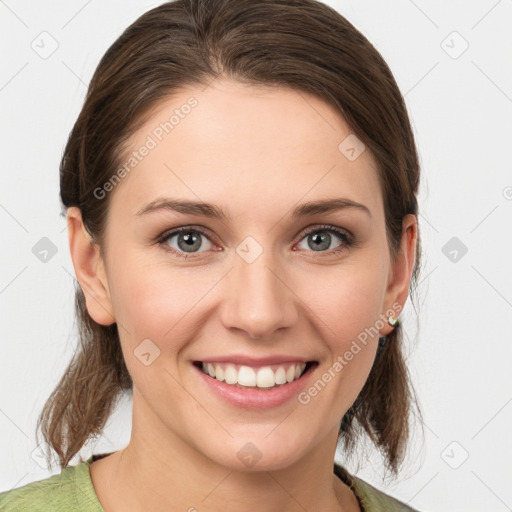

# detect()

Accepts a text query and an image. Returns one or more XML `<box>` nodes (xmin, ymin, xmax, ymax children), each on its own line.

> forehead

<box><xmin>109</xmin><ymin>78</ymin><xmax>383</xmax><ymax>222</ymax></box>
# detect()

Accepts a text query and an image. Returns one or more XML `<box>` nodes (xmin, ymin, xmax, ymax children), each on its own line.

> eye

<box><xmin>295</xmin><ymin>225</ymin><xmax>353</xmax><ymax>254</ymax></box>
<box><xmin>156</xmin><ymin>224</ymin><xmax>355</xmax><ymax>259</ymax></box>
<box><xmin>158</xmin><ymin>227</ymin><xmax>215</xmax><ymax>258</ymax></box>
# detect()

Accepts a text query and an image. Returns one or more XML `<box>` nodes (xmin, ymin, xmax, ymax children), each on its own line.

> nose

<box><xmin>219</xmin><ymin>248</ymin><xmax>298</xmax><ymax>340</ymax></box>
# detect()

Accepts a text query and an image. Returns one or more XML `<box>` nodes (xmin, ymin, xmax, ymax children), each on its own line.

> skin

<box><xmin>67</xmin><ymin>77</ymin><xmax>417</xmax><ymax>512</ymax></box>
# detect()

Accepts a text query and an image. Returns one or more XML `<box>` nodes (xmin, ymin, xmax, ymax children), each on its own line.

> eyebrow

<box><xmin>136</xmin><ymin>197</ymin><xmax>372</xmax><ymax>220</ymax></box>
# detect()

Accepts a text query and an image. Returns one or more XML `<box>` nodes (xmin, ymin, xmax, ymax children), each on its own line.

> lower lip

<box><xmin>193</xmin><ymin>363</ymin><xmax>317</xmax><ymax>410</ymax></box>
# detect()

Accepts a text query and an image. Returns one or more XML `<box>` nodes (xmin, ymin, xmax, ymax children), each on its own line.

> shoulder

<box><xmin>0</xmin><ymin>458</ymin><xmax>103</xmax><ymax>512</ymax></box>
<box><xmin>351</xmin><ymin>476</ymin><xmax>420</xmax><ymax>511</ymax></box>
<box><xmin>334</xmin><ymin>463</ymin><xmax>420</xmax><ymax>512</ymax></box>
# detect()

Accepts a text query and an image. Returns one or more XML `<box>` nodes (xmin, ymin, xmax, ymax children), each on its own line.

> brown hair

<box><xmin>38</xmin><ymin>0</ymin><xmax>423</xmax><ymax>476</ymax></box>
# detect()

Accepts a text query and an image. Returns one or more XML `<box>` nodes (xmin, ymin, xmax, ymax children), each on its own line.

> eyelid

<box><xmin>299</xmin><ymin>223</ymin><xmax>352</xmax><ymax>240</ymax></box>
<box><xmin>155</xmin><ymin>224</ymin><xmax>220</xmax><ymax>252</ymax></box>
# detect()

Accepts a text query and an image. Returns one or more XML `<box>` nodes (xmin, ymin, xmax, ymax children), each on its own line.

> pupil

<box><xmin>310</xmin><ymin>232</ymin><xmax>329</xmax><ymax>251</ymax></box>
<box><xmin>179</xmin><ymin>231</ymin><xmax>201</xmax><ymax>251</ymax></box>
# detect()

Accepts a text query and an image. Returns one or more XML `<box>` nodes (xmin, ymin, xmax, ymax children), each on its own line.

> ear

<box><xmin>380</xmin><ymin>213</ymin><xmax>418</xmax><ymax>336</ymax></box>
<box><xmin>66</xmin><ymin>206</ymin><xmax>115</xmax><ymax>325</ymax></box>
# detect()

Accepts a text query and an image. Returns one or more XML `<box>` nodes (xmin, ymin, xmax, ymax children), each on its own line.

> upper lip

<box><xmin>195</xmin><ymin>355</ymin><xmax>316</xmax><ymax>366</ymax></box>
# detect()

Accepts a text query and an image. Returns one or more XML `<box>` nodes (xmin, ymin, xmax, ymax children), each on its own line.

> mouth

<box><xmin>193</xmin><ymin>360</ymin><xmax>318</xmax><ymax>390</ymax></box>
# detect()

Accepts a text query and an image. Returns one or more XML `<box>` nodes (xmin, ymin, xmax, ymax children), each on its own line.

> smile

<box><xmin>194</xmin><ymin>361</ymin><xmax>317</xmax><ymax>390</ymax></box>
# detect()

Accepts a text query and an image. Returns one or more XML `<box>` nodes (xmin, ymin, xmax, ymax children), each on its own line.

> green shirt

<box><xmin>0</xmin><ymin>454</ymin><xmax>419</xmax><ymax>511</ymax></box>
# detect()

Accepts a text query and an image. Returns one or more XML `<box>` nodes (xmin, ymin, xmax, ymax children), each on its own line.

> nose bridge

<box><xmin>221</xmin><ymin>237</ymin><xmax>296</xmax><ymax>338</ymax></box>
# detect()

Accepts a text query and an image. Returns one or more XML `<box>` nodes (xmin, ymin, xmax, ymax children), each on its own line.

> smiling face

<box><xmin>70</xmin><ymin>77</ymin><xmax>415</xmax><ymax>473</ymax></box>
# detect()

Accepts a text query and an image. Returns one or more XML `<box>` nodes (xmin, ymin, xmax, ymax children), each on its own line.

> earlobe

<box><xmin>381</xmin><ymin>214</ymin><xmax>418</xmax><ymax>336</ymax></box>
<box><xmin>66</xmin><ymin>206</ymin><xmax>115</xmax><ymax>326</ymax></box>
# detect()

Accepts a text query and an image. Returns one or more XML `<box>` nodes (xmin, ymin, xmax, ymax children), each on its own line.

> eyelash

<box><xmin>155</xmin><ymin>224</ymin><xmax>356</xmax><ymax>260</ymax></box>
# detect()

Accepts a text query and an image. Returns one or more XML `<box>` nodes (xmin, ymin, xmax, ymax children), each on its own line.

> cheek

<box><xmin>107</xmin><ymin>255</ymin><xmax>214</xmax><ymax>346</ymax></box>
<box><xmin>108</xmin><ymin>265</ymin><xmax>170</xmax><ymax>334</ymax></box>
<box><xmin>108</xmin><ymin>261</ymin><xmax>206</xmax><ymax>392</ymax></box>
<box><xmin>296</xmin><ymin>260</ymin><xmax>386</xmax><ymax>342</ymax></box>
<box><xmin>294</xmin><ymin>264</ymin><xmax>384</xmax><ymax>395</ymax></box>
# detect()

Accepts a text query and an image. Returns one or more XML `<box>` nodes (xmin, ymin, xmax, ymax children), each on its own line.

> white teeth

<box><xmin>238</xmin><ymin>366</ymin><xmax>256</xmax><ymax>386</ymax></box>
<box><xmin>215</xmin><ymin>364</ymin><xmax>225</xmax><ymax>382</ymax></box>
<box><xmin>256</xmin><ymin>367</ymin><xmax>275</xmax><ymax>388</ymax></box>
<box><xmin>275</xmin><ymin>367</ymin><xmax>287</xmax><ymax>385</ymax></box>
<box><xmin>224</xmin><ymin>364</ymin><xmax>238</xmax><ymax>385</ymax></box>
<box><xmin>200</xmin><ymin>362</ymin><xmax>307</xmax><ymax>389</ymax></box>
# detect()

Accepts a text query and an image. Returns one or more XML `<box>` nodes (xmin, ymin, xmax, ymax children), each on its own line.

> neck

<box><xmin>90</xmin><ymin>391</ymin><xmax>361</xmax><ymax>512</ymax></box>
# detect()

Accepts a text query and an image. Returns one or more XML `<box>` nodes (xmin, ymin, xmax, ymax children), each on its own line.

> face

<box><xmin>72</xmin><ymin>78</ymin><xmax>415</xmax><ymax>472</ymax></box>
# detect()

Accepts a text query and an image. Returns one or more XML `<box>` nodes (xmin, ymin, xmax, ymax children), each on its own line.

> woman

<box><xmin>0</xmin><ymin>0</ymin><xmax>423</xmax><ymax>510</ymax></box>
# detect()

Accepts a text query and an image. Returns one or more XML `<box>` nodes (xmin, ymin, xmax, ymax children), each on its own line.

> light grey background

<box><xmin>1</xmin><ymin>1</ymin><xmax>511</xmax><ymax>510</ymax></box>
